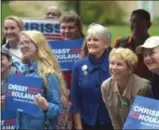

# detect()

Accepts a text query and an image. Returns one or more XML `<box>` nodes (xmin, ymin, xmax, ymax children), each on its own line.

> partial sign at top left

<box><xmin>22</xmin><ymin>18</ymin><xmax>62</xmax><ymax>41</ymax></box>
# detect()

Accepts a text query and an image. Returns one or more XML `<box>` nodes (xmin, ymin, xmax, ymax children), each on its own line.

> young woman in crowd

<box><xmin>136</xmin><ymin>36</ymin><xmax>159</xmax><ymax>100</ymax></box>
<box><xmin>16</xmin><ymin>30</ymin><xmax>68</xmax><ymax>130</ymax></box>
<box><xmin>101</xmin><ymin>48</ymin><xmax>152</xmax><ymax>130</ymax></box>
<box><xmin>3</xmin><ymin>15</ymin><xmax>24</xmax><ymax>70</ymax></box>
<box><xmin>71</xmin><ymin>24</ymin><xmax>113</xmax><ymax>130</ymax></box>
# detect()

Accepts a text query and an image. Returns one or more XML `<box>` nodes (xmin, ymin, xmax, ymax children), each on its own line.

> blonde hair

<box><xmin>109</xmin><ymin>48</ymin><xmax>138</xmax><ymax>72</ymax></box>
<box><xmin>21</xmin><ymin>30</ymin><xmax>68</xmax><ymax>105</ymax></box>
<box><xmin>4</xmin><ymin>15</ymin><xmax>24</xmax><ymax>31</ymax></box>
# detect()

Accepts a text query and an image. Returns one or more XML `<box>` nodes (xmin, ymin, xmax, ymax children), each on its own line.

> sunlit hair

<box><xmin>21</xmin><ymin>30</ymin><xmax>68</xmax><ymax>105</ymax></box>
<box><xmin>80</xmin><ymin>23</ymin><xmax>111</xmax><ymax>58</ymax></box>
<box><xmin>109</xmin><ymin>48</ymin><xmax>138</xmax><ymax>72</ymax></box>
<box><xmin>4</xmin><ymin>15</ymin><xmax>24</xmax><ymax>31</ymax></box>
<box><xmin>60</xmin><ymin>10</ymin><xmax>84</xmax><ymax>38</ymax></box>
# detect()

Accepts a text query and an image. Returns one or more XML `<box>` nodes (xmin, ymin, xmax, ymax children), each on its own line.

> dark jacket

<box><xmin>151</xmin><ymin>73</ymin><xmax>159</xmax><ymax>100</ymax></box>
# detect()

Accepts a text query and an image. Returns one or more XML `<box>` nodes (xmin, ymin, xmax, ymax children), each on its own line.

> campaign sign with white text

<box><xmin>48</xmin><ymin>39</ymin><xmax>84</xmax><ymax>71</ymax></box>
<box><xmin>6</xmin><ymin>74</ymin><xmax>43</xmax><ymax>117</ymax></box>
<box><xmin>1</xmin><ymin>110</ymin><xmax>16</xmax><ymax>130</ymax></box>
<box><xmin>123</xmin><ymin>96</ymin><xmax>159</xmax><ymax>129</ymax></box>
<box><xmin>23</xmin><ymin>18</ymin><xmax>62</xmax><ymax>40</ymax></box>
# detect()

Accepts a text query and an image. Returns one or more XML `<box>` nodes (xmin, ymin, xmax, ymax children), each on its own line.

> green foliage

<box><xmin>83</xmin><ymin>24</ymin><xmax>159</xmax><ymax>44</ymax></box>
<box><xmin>81</xmin><ymin>1</ymin><xmax>125</xmax><ymax>25</ymax></box>
<box><xmin>1</xmin><ymin>1</ymin><xmax>24</xmax><ymax>41</ymax></box>
<box><xmin>2</xmin><ymin>1</ymin><xmax>24</xmax><ymax>23</ymax></box>
<box><xmin>153</xmin><ymin>17</ymin><xmax>159</xmax><ymax>25</ymax></box>
<box><xmin>63</xmin><ymin>1</ymin><xmax>125</xmax><ymax>25</ymax></box>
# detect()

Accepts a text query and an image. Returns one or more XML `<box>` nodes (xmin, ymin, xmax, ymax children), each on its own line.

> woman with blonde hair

<box><xmin>16</xmin><ymin>30</ymin><xmax>68</xmax><ymax>130</ymax></box>
<box><xmin>101</xmin><ymin>48</ymin><xmax>152</xmax><ymax>130</ymax></box>
<box><xmin>3</xmin><ymin>15</ymin><xmax>24</xmax><ymax>70</ymax></box>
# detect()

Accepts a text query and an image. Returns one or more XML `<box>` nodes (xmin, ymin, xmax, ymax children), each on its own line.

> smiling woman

<box><xmin>20</xmin><ymin>34</ymin><xmax>37</xmax><ymax>61</ymax></box>
<box><xmin>16</xmin><ymin>30</ymin><xmax>68</xmax><ymax>130</ymax></box>
<box><xmin>71</xmin><ymin>24</ymin><xmax>113</xmax><ymax>130</ymax></box>
<box><xmin>101</xmin><ymin>47</ymin><xmax>152</xmax><ymax>130</ymax></box>
<box><xmin>2</xmin><ymin>15</ymin><xmax>24</xmax><ymax>70</ymax></box>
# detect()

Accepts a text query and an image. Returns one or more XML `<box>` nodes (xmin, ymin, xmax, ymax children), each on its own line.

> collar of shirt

<box><xmin>87</xmin><ymin>49</ymin><xmax>109</xmax><ymax>73</ymax></box>
<box><xmin>112</xmin><ymin>74</ymin><xmax>135</xmax><ymax>101</ymax></box>
<box><xmin>127</xmin><ymin>34</ymin><xmax>150</xmax><ymax>51</ymax></box>
<box><xmin>22</xmin><ymin>60</ymin><xmax>38</xmax><ymax>74</ymax></box>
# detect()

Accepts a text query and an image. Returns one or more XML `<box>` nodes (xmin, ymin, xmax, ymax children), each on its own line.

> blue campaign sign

<box><xmin>48</xmin><ymin>39</ymin><xmax>84</xmax><ymax>72</ymax></box>
<box><xmin>123</xmin><ymin>96</ymin><xmax>159</xmax><ymax>129</ymax></box>
<box><xmin>6</xmin><ymin>74</ymin><xmax>43</xmax><ymax>117</ymax></box>
<box><xmin>23</xmin><ymin>18</ymin><xmax>62</xmax><ymax>41</ymax></box>
<box><xmin>1</xmin><ymin>110</ymin><xmax>16</xmax><ymax>130</ymax></box>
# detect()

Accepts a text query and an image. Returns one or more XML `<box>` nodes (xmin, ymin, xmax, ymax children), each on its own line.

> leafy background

<box><xmin>2</xmin><ymin>1</ymin><xmax>159</xmax><ymax>44</ymax></box>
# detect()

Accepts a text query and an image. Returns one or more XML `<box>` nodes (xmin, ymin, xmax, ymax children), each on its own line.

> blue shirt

<box><xmin>15</xmin><ymin>61</ymin><xmax>62</xmax><ymax>130</ymax></box>
<box><xmin>71</xmin><ymin>50</ymin><xmax>111</xmax><ymax>126</ymax></box>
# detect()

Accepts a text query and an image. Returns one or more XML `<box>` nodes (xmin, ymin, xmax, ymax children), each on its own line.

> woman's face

<box><xmin>109</xmin><ymin>56</ymin><xmax>130</xmax><ymax>81</ymax></box>
<box><xmin>143</xmin><ymin>47</ymin><xmax>159</xmax><ymax>73</ymax></box>
<box><xmin>3</xmin><ymin>19</ymin><xmax>21</xmax><ymax>43</ymax></box>
<box><xmin>20</xmin><ymin>35</ymin><xmax>37</xmax><ymax>60</ymax></box>
<box><xmin>86</xmin><ymin>35</ymin><xmax>106</xmax><ymax>59</ymax></box>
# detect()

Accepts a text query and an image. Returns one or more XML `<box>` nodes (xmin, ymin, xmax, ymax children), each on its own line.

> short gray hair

<box><xmin>86</xmin><ymin>23</ymin><xmax>111</xmax><ymax>46</ymax></box>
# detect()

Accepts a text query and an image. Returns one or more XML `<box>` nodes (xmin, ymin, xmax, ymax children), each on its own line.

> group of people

<box><xmin>1</xmin><ymin>4</ymin><xmax>159</xmax><ymax>130</ymax></box>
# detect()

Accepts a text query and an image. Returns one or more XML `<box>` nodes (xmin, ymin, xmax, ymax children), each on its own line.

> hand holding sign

<box><xmin>34</xmin><ymin>93</ymin><xmax>48</xmax><ymax>111</ymax></box>
<box><xmin>6</xmin><ymin>74</ymin><xmax>43</xmax><ymax>116</ymax></box>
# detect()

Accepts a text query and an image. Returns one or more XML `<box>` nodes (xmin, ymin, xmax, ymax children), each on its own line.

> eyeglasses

<box><xmin>20</xmin><ymin>40</ymin><xmax>32</xmax><ymax>47</ymax></box>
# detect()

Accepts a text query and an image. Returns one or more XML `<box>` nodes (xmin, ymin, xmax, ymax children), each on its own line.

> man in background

<box><xmin>59</xmin><ymin>11</ymin><xmax>84</xmax><ymax>89</ymax></box>
<box><xmin>45</xmin><ymin>6</ymin><xmax>62</xmax><ymax>19</ymax></box>
<box><xmin>114</xmin><ymin>9</ymin><xmax>152</xmax><ymax>79</ymax></box>
<box><xmin>60</xmin><ymin>11</ymin><xmax>84</xmax><ymax>40</ymax></box>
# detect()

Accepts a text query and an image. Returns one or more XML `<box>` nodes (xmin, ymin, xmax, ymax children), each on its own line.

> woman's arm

<box><xmin>35</xmin><ymin>74</ymin><xmax>62</xmax><ymax>119</ymax></box>
<box><xmin>45</xmin><ymin>74</ymin><xmax>62</xmax><ymax>119</ymax></box>
<box><xmin>71</xmin><ymin>63</ymin><xmax>82</xmax><ymax>129</ymax></box>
